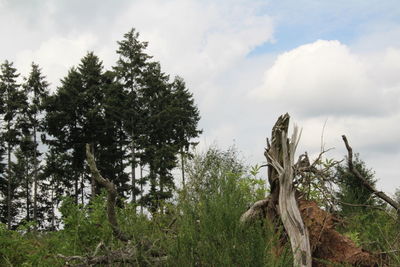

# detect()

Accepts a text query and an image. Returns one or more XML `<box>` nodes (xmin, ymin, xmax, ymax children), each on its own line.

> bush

<box><xmin>168</xmin><ymin>146</ymin><xmax>291</xmax><ymax>266</ymax></box>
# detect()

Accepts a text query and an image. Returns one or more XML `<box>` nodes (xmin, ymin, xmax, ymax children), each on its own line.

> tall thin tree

<box><xmin>0</xmin><ymin>60</ymin><xmax>25</xmax><ymax>229</ymax></box>
<box><xmin>23</xmin><ymin>62</ymin><xmax>49</xmax><ymax>225</ymax></box>
<box><xmin>114</xmin><ymin>28</ymin><xmax>151</xmax><ymax>206</ymax></box>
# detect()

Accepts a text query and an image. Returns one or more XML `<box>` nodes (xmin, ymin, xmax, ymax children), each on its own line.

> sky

<box><xmin>1</xmin><ymin>0</ymin><xmax>400</xmax><ymax>194</ymax></box>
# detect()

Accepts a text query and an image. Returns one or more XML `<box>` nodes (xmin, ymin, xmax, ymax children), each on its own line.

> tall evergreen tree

<box><xmin>113</xmin><ymin>28</ymin><xmax>151</xmax><ymax>205</ymax></box>
<box><xmin>44</xmin><ymin>67</ymin><xmax>84</xmax><ymax>204</ymax></box>
<box><xmin>45</xmin><ymin>52</ymin><xmax>128</xmax><ymax>203</ymax></box>
<box><xmin>170</xmin><ymin>76</ymin><xmax>201</xmax><ymax>186</ymax></box>
<box><xmin>139</xmin><ymin>62</ymin><xmax>178</xmax><ymax>211</ymax></box>
<box><xmin>99</xmin><ymin>71</ymin><xmax>130</xmax><ymax>198</ymax></box>
<box><xmin>23</xmin><ymin>62</ymin><xmax>49</xmax><ymax>225</ymax></box>
<box><xmin>76</xmin><ymin>52</ymin><xmax>106</xmax><ymax>197</ymax></box>
<box><xmin>0</xmin><ymin>60</ymin><xmax>26</xmax><ymax>229</ymax></box>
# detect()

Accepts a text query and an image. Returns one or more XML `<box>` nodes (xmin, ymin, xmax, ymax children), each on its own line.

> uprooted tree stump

<box><xmin>241</xmin><ymin>113</ymin><xmax>383</xmax><ymax>267</ymax></box>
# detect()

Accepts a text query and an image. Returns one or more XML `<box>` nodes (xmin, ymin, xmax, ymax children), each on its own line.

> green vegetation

<box><xmin>0</xmin><ymin>145</ymin><xmax>399</xmax><ymax>266</ymax></box>
<box><xmin>0</xmin><ymin>146</ymin><xmax>294</xmax><ymax>266</ymax></box>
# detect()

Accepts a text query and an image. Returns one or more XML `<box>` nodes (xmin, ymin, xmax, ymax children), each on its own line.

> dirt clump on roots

<box><xmin>298</xmin><ymin>200</ymin><xmax>383</xmax><ymax>267</ymax></box>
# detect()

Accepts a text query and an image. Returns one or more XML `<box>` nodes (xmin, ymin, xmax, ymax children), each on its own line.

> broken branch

<box><xmin>85</xmin><ymin>143</ymin><xmax>132</xmax><ymax>242</ymax></box>
<box><xmin>341</xmin><ymin>135</ymin><xmax>400</xmax><ymax>213</ymax></box>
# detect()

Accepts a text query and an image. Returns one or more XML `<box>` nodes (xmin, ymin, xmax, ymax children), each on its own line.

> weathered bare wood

<box><xmin>85</xmin><ymin>143</ymin><xmax>131</xmax><ymax>242</ymax></box>
<box><xmin>240</xmin><ymin>197</ymin><xmax>270</xmax><ymax>223</ymax></box>
<box><xmin>264</xmin><ymin>113</ymin><xmax>290</xmax><ymax>223</ymax></box>
<box><xmin>268</xmin><ymin>126</ymin><xmax>312</xmax><ymax>267</ymax></box>
<box><xmin>342</xmin><ymin>135</ymin><xmax>400</xmax><ymax>213</ymax></box>
<box><xmin>58</xmin><ymin>247</ymin><xmax>137</xmax><ymax>267</ymax></box>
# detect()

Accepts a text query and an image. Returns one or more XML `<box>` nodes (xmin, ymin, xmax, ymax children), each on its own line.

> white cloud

<box><xmin>8</xmin><ymin>0</ymin><xmax>274</xmax><ymax>111</ymax></box>
<box><xmin>2</xmin><ymin>0</ymin><xmax>400</xmax><ymax>195</ymax></box>
<box><xmin>252</xmin><ymin>40</ymin><xmax>400</xmax><ymax>116</ymax></box>
<box><xmin>250</xmin><ymin>39</ymin><xmax>400</xmax><ymax>193</ymax></box>
<box><xmin>15</xmin><ymin>34</ymin><xmax>98</xmax><ymax>87</ymax></box>
<box><xmin>112</xmin><ymin>0</ymin><xmax>274</xmax><ymax>97</ymax></box>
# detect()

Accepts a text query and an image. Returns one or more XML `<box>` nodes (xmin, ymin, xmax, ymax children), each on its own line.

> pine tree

<box><xmin>99</xmin><ymin>71</ymin><xmax>130</xmax><ymax>198</ymax></box>
<box><xmin>23</xmin><ymin>62</ymin><xmax>49</xmax><ymax>226</ymax></box>
<box><xmin>113</xmin><ymin>28</ymin><xmax>151</xmax><ymax>205</ymax></box>
<box><xmin>139</xmin><ymin>62</ymin><xmax>177</xmax><ymax>212</ymax></box>
<box><xmin>44</xmin><ymin>67</ymin><xmax>84</xmax><ymax>204</ymax></box>
<box><xmin>0</xmin><ymin>60</ymin><xmax>26</xmax><ymax>229</ymax></box>
<box><xmin>170</xmin><ymin>76</ymin><xmax>201</xmax><ymax>186</ymax></box>
<box><xmin>45</xmin><ymin>52</ymin><xmax>127</xmax><ymax>203</ymax></box>
<box><xmin>76</xmin><ymin>52</ymin><xmax>106</xmax><ymax>198</ymax></box>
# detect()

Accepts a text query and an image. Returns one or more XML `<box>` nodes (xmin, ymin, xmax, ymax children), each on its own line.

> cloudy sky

<box><xmin>1</xmin><ymin>0</ymin><xmax>400</xmax><ymax>194</ymax></box>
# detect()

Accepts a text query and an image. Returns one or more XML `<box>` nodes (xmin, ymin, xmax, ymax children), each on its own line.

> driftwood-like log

<box><xmin>58</xmin><ymin>247</ymin><xmax>136</xmax><ymax>267</ymax></box>
<box><xmin>268</xmin><ymin>126</ymin><xmax>312</xmax><ymax>267</ymax></box>
<box><xmin>342</xmin><ymin>135</ymin><xmax>400</xmax><ymax>213</ymax></box>
<box><xmin>85</xmin><ymin>143</ymin><xmax>131</xmax><ymax>242</ymax></box>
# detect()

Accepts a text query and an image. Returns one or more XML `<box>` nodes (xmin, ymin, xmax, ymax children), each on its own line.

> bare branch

<box><xmin>341</xmin><ymin>135</ymin><xmax>400</xmax><ymax>213</ymax></box>
<box><xmin>85</xmin><ymin>143</ymin><xmax>132</xmax><ymax>242</ymax></box>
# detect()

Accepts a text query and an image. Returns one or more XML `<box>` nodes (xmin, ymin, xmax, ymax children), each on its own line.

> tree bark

<box><xmin>140</xmin><ymin>165</ymin><xmax>144</xmax><ymax>214</ymax></box>
<box><xmin>81</xmin><ymin>173</ymin><xmax>84</xmax><ymax>205</ymax></box>
<box><xmin>131</xmin><ymin>139</ymin><xmax>136</xmax><ymax>206</ymax></box>
<box><xmin>33</xmin><ymin>121</ymin><xmax>38</xmax><ymax>227</ymax></box>
<box><xmin>86</xmin><ymin>143</ymin><xmax>131</xmax><ymax>242</ymax></box>
<box><xmin>181</xmin><ymin>148</ymin><xmax>185</xmax><ymax>187</ymax></box>
<box><xmin>7</xmin><ymin>134</ymin><xmax>12</xmax><ymax>229</ymax></box>
<box><xmin>74</xmin><ymin>172</ymin><xmax>79</xmax><ymax>205</ymax></box>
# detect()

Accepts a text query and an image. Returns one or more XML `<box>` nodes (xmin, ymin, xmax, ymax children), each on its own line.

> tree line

<box><xmin>0</xmin><ymin>28</ymin><xmax>201</xmax><ymax>230</ymax></box>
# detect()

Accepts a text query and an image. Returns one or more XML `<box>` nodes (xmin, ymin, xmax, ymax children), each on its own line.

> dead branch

<box><xmin>58</xmin><ymin>247</ymin><xmax>136</xmax><ymax>267</ymax></box>
<box><xmin>56</xmin><ymin>144</ymin><xmax>169</xmax><ymax>267</ymax></box>
<box><xmin>341</xmin><ymin>135</ymin><xmax>400</xmax><ymax>213</ymax></box>
<box><xmin>240</xmin><ymin>197</ymin><xmax>270</xmax><ymax>224</ymax></box>
<box><xmin>85</xmin><ymin>143</ymin><xmax>131</xmax><ymax>242</ymax></box>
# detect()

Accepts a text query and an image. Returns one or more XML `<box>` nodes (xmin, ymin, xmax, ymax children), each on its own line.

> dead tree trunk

<box><xmin>264</xmin><ymin>113</ymin><xmax>290</xmax><ymax>223</ymax></box>
<box><xmin>267</xmin><ymin>125</ymin><xmax>312</xmax><ymax>267</ymax></box>
<box><xmin>241</xmin><ymin>115</ymin><xmax>383</xmax><ymax>266</ymax></box>
<box><xmin>242</xmin><ymin>114</ymin><xmax>311</xmax><ymax>266</ymax></box>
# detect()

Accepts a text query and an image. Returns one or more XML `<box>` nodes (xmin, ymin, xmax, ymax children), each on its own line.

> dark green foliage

<box><xmin>21</xmin><ymin>63</ymin><xmax>50</xmax><ymax>228</ymax></box>
<box><xmin>170</xmin><ymin>76</ymin><xmax>201</xmax><ymax>151</ymax></box>
<box><xmin>333</xmin><ymin>155</ymin><xmax>400</xmax><ymax>265</ymax></box>
<box><xmin>39</xmin><ymin>30</ymin><xmax>201</xmax><ymax>213</ymax></box>
<box><xmin>44</xmin><ymin>52</ymin><xmax>133</xmax><ymax>203</ymax></box>
<box><xmin>114</xmin><ymin>28</ymin><xmax>151</xmax><ymax>204</ymax></box>
<box><xmin>335</xmin><ymin>154</ymin><xmax>381</xmax><ymax>216</ymax></box>
<box><xmin>97</xmin><ymin>71</ymin><xmax>130</xmax><ymax>198</ymax></box>
<box><xmin>0</xmin><ymin>60</ymin><xmax>27</xmax><ymax>229</ymax></box>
